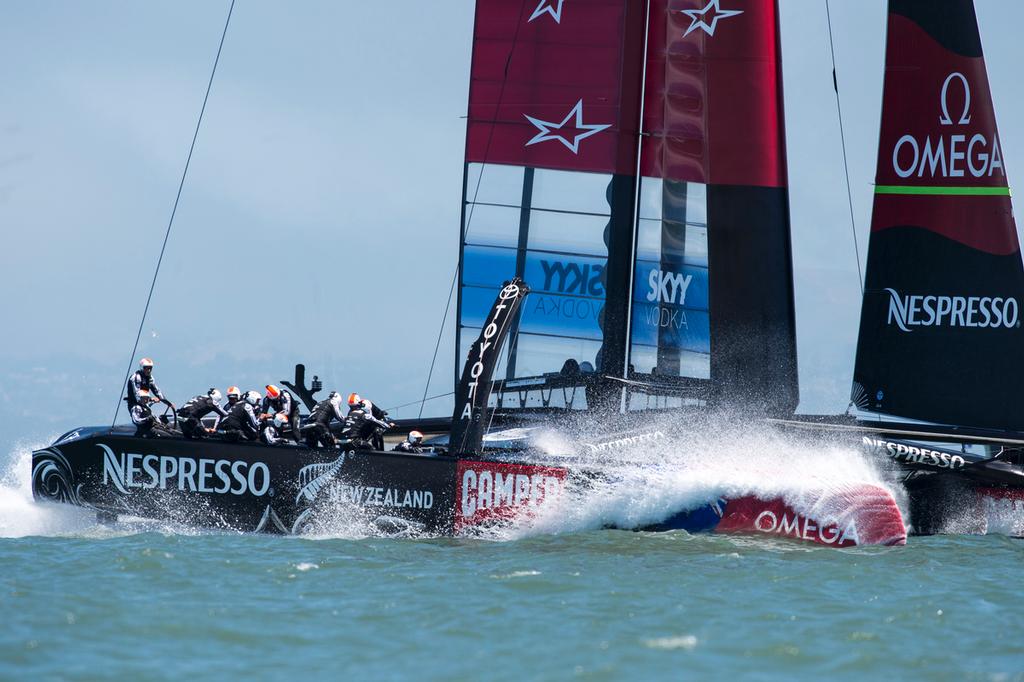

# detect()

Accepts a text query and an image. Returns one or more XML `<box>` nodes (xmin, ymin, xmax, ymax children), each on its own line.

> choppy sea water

<box><xmin>2</xmin><ymin>438</ymin><xmax>1023</xmax><ymax>680</ymax></box>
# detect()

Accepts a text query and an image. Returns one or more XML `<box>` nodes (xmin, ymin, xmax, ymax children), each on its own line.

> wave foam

<box><xmin>0</xmin><ymin>437</ymin><xmax>98</xmax><ymax>538</ymax></box>
<box><xmin>502</xmin><ymin>419</ymin><xmax>911</xmax><ymax>541</ymax></box>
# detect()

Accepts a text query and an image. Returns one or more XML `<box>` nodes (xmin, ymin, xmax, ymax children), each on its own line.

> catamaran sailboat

<box><xmin>446</xmin><ymin>0</ymin><xmax>1024</xmax><ymax>535</ymax></box>
<box><xmin>32</xmin><ymin>0</ymin><xmax>1024</xmax><ymax>542</ymax></box>
<box><xmin>780</xmin><ymin>0</ymin><xmax>1024</xmax><ymax>534</ymax></box>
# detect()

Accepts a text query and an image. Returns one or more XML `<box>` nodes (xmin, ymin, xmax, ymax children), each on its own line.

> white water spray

<box><xmin>495</xmin><ymin>417</ymin><xmax>913</xmax><ymax>541</ymax></box>
<box><xmin>0</xmin><ymin>438</ymin><xmax>97</xmax><ymax>538</ymax></box>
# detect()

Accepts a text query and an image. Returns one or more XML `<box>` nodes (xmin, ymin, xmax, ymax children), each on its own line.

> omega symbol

<box><xmin>938</xmin><ymin>72</ymin><xmax>971</xmax><ymax>126</ymax></box>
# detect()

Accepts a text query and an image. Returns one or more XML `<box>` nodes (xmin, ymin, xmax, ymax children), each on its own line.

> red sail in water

<box><xmin>852</xmin><ymin>0</ymin><xmax>1024</xmax><ymax>430</ymax></box>
<box><xmin>632</xmin><ymin>0</ymin><xmax>796</xmax><ymax>412</ymax></box>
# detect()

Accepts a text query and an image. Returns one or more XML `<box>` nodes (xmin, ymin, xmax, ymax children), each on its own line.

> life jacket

<box><xmin>309</xmin><ymin>399</ymin><xmax>339</xmax><ymax>426</ymax></box>
<box><xmin>344</xmin><ymin>409</ymin><xmax>380</xmax><ymax>440</ymax></box>
<box><xmin>262</xmin><ymin>391</ymin><xmax>295</xmax><ymax>421</ymax></box>
<box><xmin>178</xmin><ymin>395</ymin><xmax>216</xmax><ymax>420</ymax></box>
<box><xmin>126</xmin><ymin>371</ymin><xmax>159</xmax><ymax>408</ymax></box>
<box><xmin>219</xmin><ymin>401</ymin><xmax>257</xmax><ymax>432</ymax></box>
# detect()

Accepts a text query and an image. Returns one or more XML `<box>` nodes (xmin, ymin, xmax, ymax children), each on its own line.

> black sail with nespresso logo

<box><xmin>852</xmin><ymin>0</ymin><xmax>1024</xmax><ymax>430</ymax></box>
<box><xmin>450</xmin><ymin>278</ymin><xmax>530</xmax><ymax>456</ymax></box>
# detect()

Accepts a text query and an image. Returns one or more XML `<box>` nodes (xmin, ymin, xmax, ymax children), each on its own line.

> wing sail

<box><xmin>852</xmin><ymin>0</ymin><xmax>1024</xmax><ymax>430</ymax></box>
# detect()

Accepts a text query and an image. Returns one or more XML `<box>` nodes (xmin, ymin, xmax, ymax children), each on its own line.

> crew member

<box><xmin>261</xmin><ymin>384</ymin><xmax>298</xmax><ymax>440</ymax></box>
<box><xmin>260</xmin><ymin>412</ymin><xmax>290</xmax><ymax>446</ymax></box>
<box><xmin>217</xmin><ymin>390</ymin><xmax>261</xmax><ymax>442</ymax></box>
<box><xmin>176</xmin><ymin>388</ymin><xmax>228</xmax><ymax>439</ymax></box>
<box><xmin>127</xmin><ymin>358</ymin><xmax>165</xmax><ymax>409</ymax></box>
<box><xmin>343</xmin><ymin>404</ymin><xmax>391</xmax><ymax>451</ymax></box>
<box><xmin>347</xmin><ymin>393</ymin><xmax>388</xmax><ymax>421</ymax></box>
<box><xmin>302</xmin><ymin>391</ymin><xmax>345</xmax><ymax>448</ymax></box>
<box><xmin>224</xmin><ymin>386</ymin><xmax>242</xmax><ymax>412</ymax></box>
<box><xmin>126</xmin><ymin>358</ymin><xmax>168</xmax><ymax>437</ymax></box>
<box><xmin>347</xmin><ymin>393</ymin><xmax>391</xmax><ymax>450</ymax></box>
<box><xmin>130</xmin><ymin>390</ymin><xmax>159</xmax><ymax>437</ymax></box>
<box><xmin>394</xmin><ymin>430</ymin><xmax>427</xmax><ymax>454</ymax></box>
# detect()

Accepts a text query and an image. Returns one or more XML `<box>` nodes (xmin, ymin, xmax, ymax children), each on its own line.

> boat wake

<box><xmin>489</xmin><ymin>419</ymin><xmax>912</xmax><ymax>543</ymax></box>
<box><xmin>934</xmin><ymin>491</ymin><xmax>1024</xmax><ymax>537</ymax></box>
<box><xmin>5</xmin><ymin>421</ymin><xmax>1020</xmax><ymax>542</ymax></box>
<box><xmin>301</xmin><ymin>417</ymin><xmax>912</xmax><ymax>544</ymax></box>
<box><xmin>0</xmin><ymin>437</ymin><xmax>98</xmax><ymax>538</ymax></box>
<box><xmin>1</xmin><ymin>438</ymin><xmax>208</xmax><ymax>539</ymax></box>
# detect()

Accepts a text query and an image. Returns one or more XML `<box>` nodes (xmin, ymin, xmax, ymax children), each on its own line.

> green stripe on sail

<box><xmin>874</xmin><ymin>185</ymin><xmax>1011</xmax><ymax>196</ymax></box>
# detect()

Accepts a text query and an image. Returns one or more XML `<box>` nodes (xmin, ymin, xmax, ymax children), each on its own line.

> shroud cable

<box><xmin>417</xmin><ymin>0</ymin><xmax>530</xmax><ymax>419</ymax></box>
<box><xmin>826</xmin><ymin>0</ymin><xmax>865</xmax><ymax>296</ymax></box>
<box><xmin>111</xmin><ymin>0</ymin><xmax>236</xmax><ymax>428</ymax></box>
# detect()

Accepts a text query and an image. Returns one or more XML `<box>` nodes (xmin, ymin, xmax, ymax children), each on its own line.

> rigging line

<box><xmin>825</xmin><ymin>0</ymin><xmax>864</xmax><ymax>296</ymax></box>
<box><xmin>418</xmin><ymin>273</ymin><xmax>455</xmax><ymax>419</ymax></box>
<box><xmin>110</xmin><ymin>0</ymin><xmax>236</xmax><ymax>429</ymax></box>
<box><xmin>392</xmin><ymin>391</ymin><xmax>455</xmax><ymax>414</ymax></box>
<box><xmin>620</xmin><ymin>0</ymin><xmax>653</xmax><ymax>414</ymax></box>
<box><xmin>418</xmin><ymin>0</ymin><xmax>530</xmax><ymax>419</ymax></box>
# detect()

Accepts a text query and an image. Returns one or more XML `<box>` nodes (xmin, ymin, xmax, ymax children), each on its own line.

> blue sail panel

<box><xmin>627</xmin><ymin>179</ymin><xmax>712</xmax><ymax>383</ymax></box>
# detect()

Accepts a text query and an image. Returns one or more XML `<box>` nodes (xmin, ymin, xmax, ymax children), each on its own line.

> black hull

<box><xmin>29</xmin><ymin>425</ymin><xmax>913</xmax><ymax>545</ymax></box>
<box><xmin>32</xmin><ymin>431</ymin><xmax>497</xmax><ymax>536</ymax></box>
<box><xmin>768</xmin><ymin>416</ymin><xmax>1024</xmax><ymax>535</ymax></box>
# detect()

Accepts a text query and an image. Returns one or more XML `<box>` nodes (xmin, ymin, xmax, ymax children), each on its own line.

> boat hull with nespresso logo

<box><xmin>31</xmin><ymin>427</ymin><xmax>907</xmax><ymax>546</ymax></box>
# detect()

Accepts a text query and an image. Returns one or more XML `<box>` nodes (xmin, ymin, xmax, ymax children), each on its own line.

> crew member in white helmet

<box><xmin>394</xmin><ymin>430</ymin><xmax>427</xmax><ymax>454</ymax></box>
<box><xmin>176</xmin><ymin>388</ymin><xmax>228</xmax><ymax>439</ymax></box>
<box><xmin>223</xmin><ymin>386</ymin><xmax>242</xmax><ymax>412</ymax></box>
<box><xmin>126</xmin><ymin>358</ymin><xmax>169</xmax><ymax>437</ymax></box>
<box><xmin>302</xmin><ymin>391</ymin><xmax>346</xmax><ymax>448</ymax></box>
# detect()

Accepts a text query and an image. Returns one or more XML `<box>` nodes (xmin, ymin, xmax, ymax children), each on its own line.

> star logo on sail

<box><xmin>529</xmin><ymin>0</ymin><xmax>564</xmax><ymax>24</ymax></box>
<box><xmin>524</xmin><ymin>99</ymin><xmax>611</xmax><ymax>154</ymax></box>
<box><xmin>681</xmin><ymin>0</ymin><xmax>743</xmax><ymax>37</ymax></box>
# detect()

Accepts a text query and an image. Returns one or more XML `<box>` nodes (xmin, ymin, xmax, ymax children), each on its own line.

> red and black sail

<box><xmin>457</xmin><ymin>0</ymin><xmax>645</xmax><ymax>410</ymax></box>
<box><xmin>852</xmin><ymin>0</ymin><xmax>1023</xmax><ymax>430</ymax></box>
<box><xmin>456</xmin><ymin>0</ymin><xmax>797</xmax><ymax>414</ymax></box>
<box><xmin>633</xmin><ymin>0</ymin><xmax>796</xmax><ymax>412</ymax></box>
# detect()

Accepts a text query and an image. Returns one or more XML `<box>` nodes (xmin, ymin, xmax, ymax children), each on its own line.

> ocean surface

<box><xmin>2</xmin><ymin>435</ymin><xmax>1023</xmax><ymax>681</ymax></box>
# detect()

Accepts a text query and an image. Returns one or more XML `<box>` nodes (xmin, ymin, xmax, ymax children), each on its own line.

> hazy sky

<box><xmin>2</xmin><ymin>1</ymin><xmax>1023</xmax><ymax>447</ymax></box>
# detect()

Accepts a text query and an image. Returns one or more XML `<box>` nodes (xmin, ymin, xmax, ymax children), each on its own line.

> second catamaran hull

<box><xmin>31</xmin><ymin>430</ymin><xmax>906</xmax><ymax>546</ymax></box>
<box><xmin>772</xmin><ymin>418</ymin><xmax>1024</xmax><ymax>536</ymax></box>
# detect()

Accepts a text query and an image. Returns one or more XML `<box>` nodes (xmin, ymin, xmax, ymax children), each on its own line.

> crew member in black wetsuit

<box><xmin>347</xmin><ymin>393</ymin><xmax>392</xmax><ymax>451</ymax></box>
<box><xmin>176</xmin><ymin>388</ymin><xmax>228</xmax><ymax>439</ymax></box>
<box><xmin>302</xmin><ymin>391</ymin><xmax>345</xmax><ymax>448</ymax></box>
<box><xmin>343</xmin><ymin>405</ymin><xmax>391</xmax><ymax>451</ymax></box>
<box><xmin>217</xmin><ymin>391</ymin><xmax>261</xmax><ymax>442</ymax></box>
<box><xmin>223</xmin><ymin>386</ymin><xmax>241</xmax><ymax>412</ymax></box>
<box><xmin>260</xmin><ymin>384</ymin><xmax>298</xmax><ymax>441</ymax></box>
<box><xmin>126</xmin><ymin>358</ymin><xmax>168</xmax><ymax>437</ymax></box>
<box><xmin>394</xmin><ymin>431</ymin><xmax>426</xmax><ymax>454</ymax></box>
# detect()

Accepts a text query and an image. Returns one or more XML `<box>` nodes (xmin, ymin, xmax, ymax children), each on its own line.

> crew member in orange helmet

<box><xmin>260</xmin><ymin>384</ymin><xmax>294</xmax><ymax>422</ymax></box>
<box><xmin>346</xmin><ymin>393</ymin><xmax>389</xmax><ymax>422</ymax></box>
<box><xmin>347</xmin><ymin>393</ymin><xmax>392</xmax><ymax>451</ymax></box>
<box><xmin>261</xmin><ymin>384</ymin><xmax>298</xmax><ymax>442</ymax></box>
